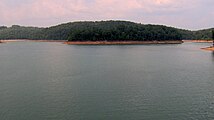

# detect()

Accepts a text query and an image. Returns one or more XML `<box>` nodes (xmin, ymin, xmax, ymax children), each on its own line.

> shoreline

<box><xmin>201</xmin><ymin>46</ymin><xmax>214</xmax><ymax>51</ymax></box>
<box><xmin>1</xmin><ymin>40</ymin><xmax>66</xmax><ymax>43</ymax></box>
<box><xmin>1</xmin><ymin>40</ymin><xmax>29</xmax><ymax>42</ymax></box>
<box><xmin>3</xmin><ymin>39</ymin><xmax>213</xmax><ymax>45</ymax></box>
<box><xmin>30</xmin><ymin>40</ymin><xmax>67</xmax><ymax>42</ymax></box>
<box><xmin>183</xmin><ymin>40</ymin><xmax>213</xmax><ymax>43</ymax></box>
<box><xmin>64</xmin><ymin>41</ymin><xmax>183</xmax><ymax>45</ymax></box>
<box><xmin>1</xmin><ymin>39</ymin><xmax>213</xmax><ymax>51</ymax></box>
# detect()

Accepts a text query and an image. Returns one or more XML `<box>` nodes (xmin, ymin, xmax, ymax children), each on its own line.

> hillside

<box><xmin>0</xmin><ymin>21</ymin><xmax>213</xmax><ymax>41</ymax></box>
<box><xmin>0</xmin><ymin>25</ymin><xmax>44</xmax><ymax>40</ymax></box>
<box><xmin>193</xmin><ymin>28</ymin><xmax>214</xmax><ymax>40</ymax></box>
<box><xmin>67</xmin><ymin>21</ymin><xmax>182</xmax><ymax>41</ymax></box>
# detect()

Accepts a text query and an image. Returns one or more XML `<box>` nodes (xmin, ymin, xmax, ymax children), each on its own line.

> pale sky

<box><xmin>0</xmin><ymin>0</ymin><xmax>213</xmax><ymax>30</ymax></box>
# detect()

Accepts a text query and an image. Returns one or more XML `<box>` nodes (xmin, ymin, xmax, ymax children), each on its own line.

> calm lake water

<box><xmin>0</xmin><ymin>42</ymin><xmax>213</xmax><ymax>120</ymax></box>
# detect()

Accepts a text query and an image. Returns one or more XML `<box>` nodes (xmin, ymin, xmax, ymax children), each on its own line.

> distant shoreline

<box><xmin>2</xmin><ymin>39</ymin><xmax>213</xmax><ymax>45</ymax></box>
<box><xmin>1</xmin><ymin>40</ymin><xmax>66</xmax><ymax>43</ymax></box>
<box><xmin>64</xmin><ymin>40</ymin><xmax>183</xmax><ymax>45</ymax></box>
<box><xmin>1</xmin><ymin>40</ymin><xmax>213</xmax><ymax>51</ymax></box>
<box><xmin>183</xmin><ymin>40</ymin><xmax>214</xmax><ymax>51</ymax></box>
<box><xmin>1</xmin><ymin>40</ymin><xmax>28</xmax><ymax>42</ymax></box>
<box><xmin>201</xmin><ymin>46</ymin><xmax>214</xmax><ymax>51</ymax></box>
<box><xmin>27</xmin><ymin>39</ymin><xmax>214</xmax><ymax>44</ymax></box>
<box><xmin>183</xmin><ymin>40</ymin><xmax>213</xmax><ymax>43</ymax></box>
<box><xmin>1</xmin><ymin>40</ymin><xmax>183</xmax><ymax>44</ymax></box>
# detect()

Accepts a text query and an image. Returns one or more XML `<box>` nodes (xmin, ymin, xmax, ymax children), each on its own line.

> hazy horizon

<box><xmin>0</xmin><ymin>0</ymin><xmax>213</xmax><ymax>30</ymax></box>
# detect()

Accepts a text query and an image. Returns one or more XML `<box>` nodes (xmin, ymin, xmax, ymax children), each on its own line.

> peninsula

<box><xmin>202</xmin><ymin>47</ymin><xmax>214</xmax><ymax>51</ymax></box>
<box><xmin>201</xmin><ymin>30</ymin><xmax>214</xmax><ymax>51</ymax></box>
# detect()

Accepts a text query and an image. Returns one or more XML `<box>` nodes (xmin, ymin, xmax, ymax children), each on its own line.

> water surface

<box><xmin>0</xmin><ymin>42</ymin><xmax>213</xmax><ymax>120</ymax></box>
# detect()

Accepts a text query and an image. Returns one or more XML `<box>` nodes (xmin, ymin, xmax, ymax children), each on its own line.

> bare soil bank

<box><xmin>183</xmin><ymin>40</ymin><xmax>214</xmax><ymax>51</ymax></box>
<box><xmin>183</xmin><ymin>40</ymin><xmax>213</xmax><ymax>43</ymax></box>
<box><xmin>64</xmin><ymin>41</ymin><xmax>183</xmax><ymax>45</ymax></box>
<box><xmin>30</xmin><ymin>40</ymin><xmax>67</xmax><ymax>42</ymax></box>
<box><xmin>201</xmin><ymin>46</ymin><xmax>214</xmax><ymax>51</ymax></box>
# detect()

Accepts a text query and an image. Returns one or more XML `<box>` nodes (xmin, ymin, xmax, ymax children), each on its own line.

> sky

<box><xmin>0</xmin><ymin>0</ymin><xmax>213</xmax><ymax>30</ymax></box>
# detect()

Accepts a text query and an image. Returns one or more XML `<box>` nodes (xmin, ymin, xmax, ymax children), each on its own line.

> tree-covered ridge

<box><xmin>178</xmin><ymin>28</ymin><xmax>214</xmax><ymax>40</ymax></box>
<box><xmin>212</xmin><ymin>30</ymin><xmax>214</xmax><ymax>40</ymax></box>
<box><xmin>0</xmin><ymin>25</ymin><xmax>43</xmax><ymax>40</ymax></box>
<box><xmin>195</xmin><ymin>28</ymin><xmax>214</xmax><ymax>40</ymax></box>
<box><xmin>68</xmin><ymin>21</ymin><xmax>182</xmax><ymax>41</ymax></box>
<box><xmin>0</xmin><ymin>21</ymin><xmax>213</xmax><ymax>40</ymax></box>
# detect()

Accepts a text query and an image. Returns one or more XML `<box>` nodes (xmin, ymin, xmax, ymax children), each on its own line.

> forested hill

<box><xmin>67</xmin><ymin>21</ymin><xmax>182</xmax><ymax>41</ymax></box>
<box><xmin>0</xmin><ymin>21</ymin><xmax>213</xmax><ymax>41</ymax></box>
<box><xmin>0</xmin><ymin>25</ymin><xmax>44</xmax><ymax>40</ymax></box>
<box><xmin>178</xmin><ymin>28</ymin><xmax>214</xmax><ymax>40</ymax></box>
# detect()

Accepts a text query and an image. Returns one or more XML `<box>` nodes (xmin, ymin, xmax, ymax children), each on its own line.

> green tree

<box><xmin>212</xmin><ymin>30</ymin><xmax>214</xmax><ymax>46</ymax></box>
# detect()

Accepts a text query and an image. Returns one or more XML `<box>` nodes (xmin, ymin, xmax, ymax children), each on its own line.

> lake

<box><xmin>0</xmin><ymin>42</ymin><xmax>213</xmax><ymax>120</ymax></box>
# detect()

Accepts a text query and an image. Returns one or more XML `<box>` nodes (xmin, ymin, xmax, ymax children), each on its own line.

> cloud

<box><xmin>0</xmin><ymin>0</ymin><xmax>213</xmax><ymax>29</ymax></box>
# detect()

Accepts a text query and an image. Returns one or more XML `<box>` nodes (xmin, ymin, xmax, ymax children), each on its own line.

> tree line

<box><xmin>68</xmin><ymin>21</ymin><xmax>182</xmax><ymax>41</ymax></box>
<box><xmin>0</xmin><ymin>21</ymin><xmax>213</xmax><ymax>41</ymax></box>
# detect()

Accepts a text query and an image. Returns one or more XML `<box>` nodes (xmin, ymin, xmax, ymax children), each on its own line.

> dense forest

<box><xmin>0</xmin><ymin>21</ymin><xmax>213</xmax><ymax>41</ymax></box>
<box><xmin>0</xmin><ymin>25</ymin><xmax>44</xmax><ymax>40</ymax></box>
<box><xmin>67</xmin><ymin>21</ymin><xmax>182</xmax><ymax>41</ymax></box>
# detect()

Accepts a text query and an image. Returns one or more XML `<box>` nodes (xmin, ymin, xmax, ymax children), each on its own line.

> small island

<box><xmin>64</xmin><ymin>21</ymin><xmax>183</xmax><ymax>45</ymax></box>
